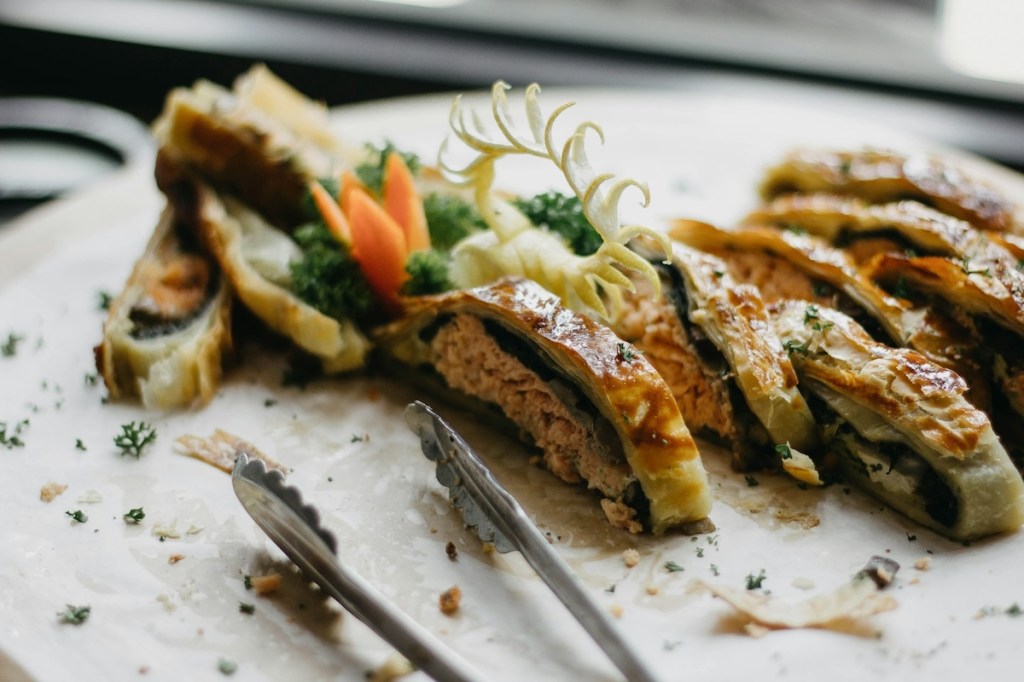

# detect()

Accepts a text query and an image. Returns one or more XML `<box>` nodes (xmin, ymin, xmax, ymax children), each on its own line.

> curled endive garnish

<box><xmin>439</xmin><ymin>81</ymin><xmax>670</xmax><ymax>319</ymax></box>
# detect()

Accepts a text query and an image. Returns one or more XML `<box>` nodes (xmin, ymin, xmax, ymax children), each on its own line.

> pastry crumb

<box><xmin>791</xmin><ymin>577</ymin><xmax>815</xmax><ymax>590</ymax></box>
<box><xmin>39</xmin><ymin>481</ymin><xmax>67</xmax><ymax>502</ymax></box>
<box><xmin>913</xmin><ymin>557</ymin><xmax>931</xmax><ymax>571</ymax></box>
<box><xmin>439</xmin><ymin>586</ymin><xmax>462</xmax><ymax>616</ymax></box>
<box><xmin>482</xmin><ymin>542</ymin><xmax>495</xmax><ymax>555</ymax></box>
<box><xmin>249</xmin><ymin>573</ymin><xmax>282</xmax><ymax>595</ymax></box>
<box><xmin>622</xmin><ymin>548</ymin><xmax>640</xmax><ymax>568</ymax></box>
<box><xmin>366</xmin><ymin>654</ymin><xmax>415</xmax><ymax>681</ymax></box>
<box><xmin>168</xmin><ymin>554</ymin><xmax>185</xmax><ymax>564</ymax></box>
<box><xmin>610</xmin><ymin>604</ymin><xmax>624</xmax><ymax>619</ymax></box>
<box><xmin>645</xmin><ymin>586</ymin><xmax>660</xmax><ymax>596</ymax></box>
<box><xmin>744</xmin><ymin>623</ymin><xmax>770</xmax><ymax>638</ymax></box>
<box><xmin>76</xmin><ymin>490</ymin><xmax>103</xmax><ymax>504</ymax></box>
<box><xmin>445</xmin><ymin>542</ymin><xmax>458</xmax><ymax>561</ymax></box>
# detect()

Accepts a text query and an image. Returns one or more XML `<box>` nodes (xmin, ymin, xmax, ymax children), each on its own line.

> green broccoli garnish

<box><xmin>355</xmin><ymin>142</ymin><xmax>421</xmax><ymax>195</ymax></box>
<box><xmin>403</xmin><ymin>250</ymin><xmax>453</xmax><ymax>296</ymax></box>
<box><xmin>289</xmin><ymin>223</ymin><xmax>373</xmax><ymax>321</ymax></box>
<box><xmin>423</xmin><ymin>193</ymin><xmax>487</xmax><ymax>250</ymax></box>
<box><xmin>512</xmin><ymin>191</ymin><xmax>602</xmax><ymax>256</ymax></box>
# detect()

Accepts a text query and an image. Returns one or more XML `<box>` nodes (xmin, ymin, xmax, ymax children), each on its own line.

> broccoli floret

<box><xmin>423</xmin><ymin>193</ymin><xmax>487</xmax><ymax>251</ymax></box>
<box><xmin>512</xmin><ymin>191</ymin><xmax>602</xmax><ymax>256</ymax></box>
<box><xmin>402</xmin><ymin>249</ymin><xmax>453</xmax><ymax>296</ymax></box>
<box><xmin>289</xmin><ymin>223</ymin><xmax>373</xmax><ymax>321</ymax></box>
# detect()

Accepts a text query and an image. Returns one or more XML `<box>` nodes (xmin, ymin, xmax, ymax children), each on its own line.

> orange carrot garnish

<box><xmin>309</xmin><ymin>180</ymin><xmax>351</xmax><ymax>244</ymax></box>
<box><xmin>347</xmin><ymin>187</ymin><xmax>410</xmax><ymax>314</ymax></box>
<box><xmin>383</xmin><ymin>152</ymin><xmax>431</xmax><ymax>253</ymax></box>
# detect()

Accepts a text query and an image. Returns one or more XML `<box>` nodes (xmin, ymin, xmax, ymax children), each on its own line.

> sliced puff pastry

<box><xmin>759</xmin><ymin>148</ymin><xmax>1017</xmax><ymax>233</ymax></box>
<box><xmin>770</xmin><ymin>299</ymin><xmax>1024</xmax><ymax>540</ymax></box>
<box><xmin>158</xmin><ymin>155</ymin><xmax>370</xmax><ymax>373</ymax></box>
<box><xmin>96</xmin><ymin>205</ymin><xmax>232</xmax><ymax>409</ymax></box>
<box><xmin>374</xmin><ymin>277</ymin><xmax>713</xmax><ymax>534</ymax></box>
<box><xmin>616</xmin><ymin>240</ymin><xmax>820</xmax><ymax>481</ymax></box>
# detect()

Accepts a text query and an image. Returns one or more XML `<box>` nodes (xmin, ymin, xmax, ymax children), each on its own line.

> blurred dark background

<box><xmin>2</xmin><ymin>0</ymin><xmax>1023</xmax><ymax>222</ymax></box>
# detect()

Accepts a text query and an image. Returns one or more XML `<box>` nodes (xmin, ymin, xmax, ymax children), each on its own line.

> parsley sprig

<box><xmin>745</xmin><ymin>569</ymin><xmax>767</xmax><ymax>590</ymax></box>
<box><xmin>114</xmin><ymin>422</ymin><xmax>157</xmax><ymax>458</ymax></box>
<box><xmin>123</xmin><ymin>507</ymin><xmax>146</xmax><ymax>524</ymax></box>
<box><xmin>0</xmin><ymin>419</ymin><xmax>29</xmax><ymax>449</ymax></box>
<box><xmin>1</xmin><ymin>332</ymin><xmax>23</xmax><ymax>358</ymax></box>
<box><xmin>58</xmin><ymin>604</ymin><xmax>91</xmax><ymax>624</ymax></box>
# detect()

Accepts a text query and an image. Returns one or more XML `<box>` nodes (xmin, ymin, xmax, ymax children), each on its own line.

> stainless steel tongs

<box><xmin>404</xmin><ymin>401</ymin><xmax>660</xmax><ymax>682</ymax></box>
<box><xmin>231</xmin><ymin>453</ymin><xmax>487</xmax><ymax>682</ymax></box>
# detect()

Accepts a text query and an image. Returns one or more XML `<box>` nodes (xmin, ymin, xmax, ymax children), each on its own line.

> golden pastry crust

<box><xmin>376</xmin><ymin>278</ymin><xmax>712</xmax><ymax>533</ymax></box>
<box><xmin>667</xmin><ymin>243</ymin><xmax>820</xmax><ymax>455</ymax></box>
<box><xmin>770</xmin><ymin>300</ymin><xmax>1024</xmax><ymax>539</ymax></box>
<box><xmin>96</xmin><ymin>206</ymin><xmax>232</xmax><ymax>409</ymax></box>
<box><xmin>759</xmin><ymin>148</ymin><xmax>1017</xmax><ymax>232</ymax></box>
<box><xmin>160</xmin><ymin>160</ymin><xmax>370</xmax><ymax>372</ymax></box>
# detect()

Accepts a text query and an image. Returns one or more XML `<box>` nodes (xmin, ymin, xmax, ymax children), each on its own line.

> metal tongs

<box><xmin>231</xmin><ymin>453</ymin><xmax>486</xmax><ymax>682</ymax></box>
<box><xmin>405</xmin><ymin>401</ymin><xmax>660</xmax><ymax>682</ymax></box>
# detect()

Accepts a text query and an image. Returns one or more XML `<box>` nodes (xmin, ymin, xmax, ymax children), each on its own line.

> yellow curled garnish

<box><xmin>439</xmin><ymin>81</ymin><xmax>670</xmax><ymax>319</ymax></box>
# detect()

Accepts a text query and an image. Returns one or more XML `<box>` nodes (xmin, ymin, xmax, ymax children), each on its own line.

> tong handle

<box><xmin>407</xmin><ymin>402</ymin><xmax>659</xmax><ymax>682</ymax></box>
<box><xmin>232</xmin><ymin>455</ymin><xmax>485</xmax><ymax>682</ymax></box>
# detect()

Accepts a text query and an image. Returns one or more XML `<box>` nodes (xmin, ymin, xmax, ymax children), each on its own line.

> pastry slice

<box><xmin>759</xmin><ymin>148</ymin><xmax>1017</xmax><ymax>232</ymax></box>
<box><xmin>159</xmin><ymin>157</ymin><xmax>371</xmax><ymax>373</ymax></box>
<box><xmin>96</xmin><ymin>205</ymin><xmax>232</xmax><ymax>409</ymax></box>
<box><xmin>616</xmin><ymin>241</ymin><xmax>820</xmax><ymax>481</ymax></box>
<box><xmin>153</xmin><ymin>64</ymin><xmax>354</xmax><ymax>229</ymax></box>
<box><xmin>374</xmin><ymin>277</ymin><xmax>713</xmax><ymax>534</ymax></box>
<box><xmin>770</xmin><ymin>300</ymin><xmax>1024</xmax><ymax>540</ymax></box>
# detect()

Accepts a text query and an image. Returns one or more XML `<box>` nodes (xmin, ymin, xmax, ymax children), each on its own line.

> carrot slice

<box><xmin>383</xmin><ymin>152</ymin><xmax>431</xmax><ymax>253</ymax></box>
<box><xmin>309</xmin><ymin>180</ymin><xmax>351</xmax><ymax>244</ymax></box>
<box><xmin>338</xmin><ymin>171</ymin><xmax>366</xmax><ymax>215</ymax></box>
<box><xmin>347</xmin><ymin>188</ymin><xmax>409</xmax><ymax>314</ymax></box>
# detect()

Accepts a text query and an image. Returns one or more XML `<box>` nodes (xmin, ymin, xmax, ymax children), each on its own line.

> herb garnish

<box><xmin>513</xmin><ymin>191</ymin><xmax>602</xmax><ymax>256</ymax></box>
<box><xmin>1</xmin><ymin>332</ymin><xmax>24</xmax><ymax>358</ymax></box>
<box><xmin>959</xmin><ymin>257</ymin><xmax>991</xmax><ymax>277</ymax></box>
<box><xmin>123</xmin><ymin>507</ymin><xmax>146</xmax><ymax>524</ymax></box>
<box><xmin>0</xmin><ymin>419</ymin><xmax>29</xmax><ymax>449</ymax></box>
<box><xmin>710</xmin><ymin>564</ymin><xmax>720</xmax><ymax>576</ymax></box>
<box><xmin>423</xmin><ymin>193</ymin><xmax>487</xmax><ymax>250</ymax></box>
<box><xmin>97</xmin><ymin>290</ymin><xmax>113</xmax><ymax>311</ymax></box>
<box><xmin>289</xmin><ymin>223</ymin><xmax>373</xmax><ymax>322</ymax></box>
<box><xmin>217</xmin><ymin>658</ymin><xmax>238</xmax><ymax>675</ymax></box>
<box><xmin>695</xmin><ymin>546</ymin><xmax>705</xmax><ymax>558</ymax></box>
<box><xmin>75</xmin><ymin>439</ymin><xmax>86</xmax><ymax>451</ymax></box>
<box><xmin>113</xmin><ymin>421</ymin><xmax>157</xmax><ymax>458</ymax></box>
<box><xmin>664</xmin><ymin>561</ymin><xmax>685</xmax><ymax>573</ymax></box>
<box><xmin>243</xmin><ymin>575</ymin><xmax>253</xmax><ymax>590</ymax></box>
<box><xmin>66</xmin><ymin>510</ymin><xmax>88</xmax><ymax>523</ymax></box>
<box><xmin>783</xmin><ymin>339</ymin><xmax>810</xmax><ymax>356</ymax></box>
<box><xmin>402</xmin><ymin>249</ymin><xmax>453</xmax><ymax>296</ymax></box>
<box><xmin>239</xmin><ymin>602</ymin><xmax>255</xmax><ymax>615</ymax></box>
<box><xmin>775</xmin><ymin>443</ymin><xmax>793</xmax><ymax>460</ymax></box>
<box><xmin>58</xmin><ymin>604</ymin><xmax>91</xmax><ymax>624</ymax></box>
<box><xmin>355</xmin><ymin>142</ymin><xmax>421</xmax><ymax>195</ymax></box>
<box><xmin>745</xmin><ymin>569</ymin><xmax>767</xmax><ymax>590</ymax></box>
<box><xmin>617</xmin><ymin>343</ymin><xmax>640</xmax><ymax>363</ymax></box>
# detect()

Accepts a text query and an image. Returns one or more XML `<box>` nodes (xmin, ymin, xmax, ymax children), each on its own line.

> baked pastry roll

<box><xmin>615</xmin><ymin>241</ymin><xmax>819</xmax><ymax>480</ymax></box>
<box><xmin>759</xmin><ymin>149</ymin><xmax>1017</xmax><ymax>232</ymax></box>
<box><xmin>153</xmin><ymin>64</ymin><xmax>354</xmax><ymax>229</ymax></box>
<box><xmin>96</xmin><ymin>205</ymin><xmax>232</xmax><ymax>409</ymax></box>
<box><xmin>160</xmin><ymin>159</ymin><xmax>370</xmax><ymax>373</ymax></box>
<box><xmin>375</xmin><ymin>277</ymin><xmax>712</xmax><ymax>534</ymax></box>
<box><xmin>770</xmin><ymin>300</ymin><xmax>1024</xmax><ymax>540</ymax></box>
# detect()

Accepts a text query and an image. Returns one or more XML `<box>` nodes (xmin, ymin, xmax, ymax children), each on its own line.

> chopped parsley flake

<box><xmin>803</xmin><ymin>305</ymin><xmax>820</xmax><ymax>324</ymax></box>
<box><xmin>664</xmin><ymin>561</ymin><xmax>685</xmax><ymax>573</ymax></box>
<box><xmin>75</xmin><ymin>439</ymin><xmax>86</xmax><ymax>451</ymax></box>
<box><xmin>97</xmin><ymin>290</ymin><xmax>113</xmax><ymax>311</ymax></box>
<box><xmin>812</xmin><ymin>283</ymin><xmax>832</xmax><ymax>297</ymax></box>
<box><xmin>1</xmin><ymin>332</ymin><xmax>23</xmax><ymax>358</ymax></box>
<box><xmin>66</xmin><ymin>510</ymin><xmax>88</xmax><ymax>524</ymax></box>
<box><xmin>775</xmin><ymin>443</ymin><xmax>793</xmax><ymax>460</ymax></box>
<box><xmin>58</xmin><ymin>604</ymin><xmax>91</xmax><ymax>624</ymax></box>
<box><xmin>959</xmin><ymin>257</ymin><xmax>991</xmax><ymax>277</ymax></box>
<box><xmin>617</xmin><ymin>343</ymin><xmax>640</xmax><ymax>363</ymax></box>
<box><xmin>745</xmin><ymin>569</ymin><xmax>767</xmax><ymax>590</ymax></box>
<box><xmin>710</xmin><ymin>564</ymin><xmax>720</xmax><ymax>576</ymax></box>
<box><xmin>1008</xmin><ymin>603</ymin><xmax>1022</xmax><ymax>617</ymax></box>
<box><xmin>113</xmin><ymin>421</ymin><xmax>157</xmax><ymax>458</ymax></box>
<box><xmin>217</xmin><ymin>658</ymin><xmax>238</xmax><ymax>675</ymax></box>
<box><xmin>243</xmin><ymin>575</ymin><xmax>253</xmax><ymax>590</ymax></box>
<box><xmin>123</xmin><ymin>507</ymin><xmax>145</xmax><ymax>524</ymax></box>
<box><xmin>783</xmin><ymin>223</ymin><xmax>807</xmax><ymax>235</ymax></box>
<box><xmin>0</xmin><ymin>419</ymin><xmax>29</xmax><ymax>449</ymax></box>
<box><xmin>351</xmin><ymin>433</ymin><xmax>366</xmax><ymax>443</ymax></box>
<box><xmin>239</xmin><ymin>602</ymin><xmax>255</xmax><ymax>615</ymax></box>
<box><xmin>783</xmin><ymin>339</ymin><xmax>810</xmax><ymax>356</ymax></box>
<box><xmin>695</xmin><ymin>546</ymin><xmax>705</xmax><ymax>558</ymax></box>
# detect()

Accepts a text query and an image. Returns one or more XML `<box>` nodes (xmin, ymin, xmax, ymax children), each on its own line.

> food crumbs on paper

<box><xmin>439</xmin><ymin>586</ymin><xmax>462</xmax><ymax>615</ymax></box>
<box><xmin>622</xmin><ymin>548</ymin><xmax>640</xmax><ymax>568</ymax></box>
<box><xmin>610</xmin><ymin>604</ymin><xmax>624</xmax><ymax>619</ymax></box>
<box><xmin>168</xmin><ymin>554</ymin><xmax>185</xmax><ymax>564</ymax></box>
<box><xmin>646</xmin><ymin>586</ymin><xmax>660</xmax><ymax>596</ymax></box>
<box><xmin>914</xmin><ymin>557</ymin><xmax>931</xmax><ymax>571</ymax></box>
<box><xmin>76</xmin><ymin>490</ymin><xmax>103</xmax><ymax>504</ymax></box>
<box><xmin>366</xmin><ymin>654</ymin><xmax>416</xmax><ymax>682</ymax></box>
<box><xmin>445</xmin><ymin>541</ymin><xmax>458</xmax><ymax>561</ymax></box>
<box><xmin>482</xmin><ymin>542</ymin><xmax>495</xmax><ymax>555</ymax></box>
<box><xmin>39</xmin><ymin>481</ymin><xmax>68</xmax><ymax>502</ymax></box>
<box><xmin>152</xmin><ymin>522</ymin><xmax>181</xmax><ymax>539</ymax></box>
<box><xmin>156</xmin><ymin>594</ymin><xmax>176</xmax><ymax>612</ymax></box>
